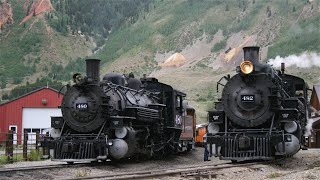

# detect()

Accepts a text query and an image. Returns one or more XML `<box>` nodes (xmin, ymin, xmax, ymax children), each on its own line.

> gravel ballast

<box><xmin>1</xmin><ymin>148</ymin><xmax>320</xmax><ymax>179</ymax></box>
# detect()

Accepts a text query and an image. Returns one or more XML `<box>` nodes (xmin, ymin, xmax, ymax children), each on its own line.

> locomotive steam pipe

<box><xmin>281</xmin><ymin>63</ymin><xmax>285</xmax><ymax>74</ymax></box>
<box><xmin>86</xmin><ymin>59</ymin><xmax>101</xmax><ymax>84</ymax></box>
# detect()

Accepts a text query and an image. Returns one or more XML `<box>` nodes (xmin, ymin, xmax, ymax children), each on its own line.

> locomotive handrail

<box><xmin>105</xmin><ymin>83</ymin><xmax>160</xmax><ymax>106</ymax></box>
<box><xmin>216</xmin><ymin>75</ymin><xmax>230</xmax><ymax>93</ymax></box>
<box><xmin>59</xmin><ymin>121</ymin><xmax>66</xmax><ymax>137</ymax></box>
<box><xmin>272</xmin><ymin>70</ymin><xmax>291</xmax><ymax>98</ymax></box>
<box><xmin>254</xmin><ymin>71</ymin><xmax>291</xmax><ymax>98</ymax></box>
<box><xmin>96</xmin><ymin>120</ymin><xmax>107</xmax><ymax>139</ymax></box>
<box><xmin>223</xmin><ymin>129</ymin><xmax>283</xmax><ymax>133</ymax></box>
<box><xmin>58</xmin><ymin>84</ymin><xmax>68</xmax><ymax>98</ymax></box>
<box><xmin>268</xmin><ymin>114</ymin><xmax>275</xmax><ymax>135</ymax></box>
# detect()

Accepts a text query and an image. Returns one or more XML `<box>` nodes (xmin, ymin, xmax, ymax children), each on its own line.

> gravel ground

<box><xmin>1</xmin><ymin>148</ymin><xmax>320</xmax><ymax>179</ymax></box>
<box><xmin>206</xmin><ymin>149</ymin><xmax>320</xmax><ymax>180</ymax></box>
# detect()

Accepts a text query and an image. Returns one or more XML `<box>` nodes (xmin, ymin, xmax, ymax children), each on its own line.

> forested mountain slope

<box><xmin>1</xmin><ymin>0</ymin><xmax>319</xmax><ymax>121</ymax></box>
<box><xmin>0</xmin><ymin>0</ymin><xmax>151</xmax><ymax>99</ymax></box>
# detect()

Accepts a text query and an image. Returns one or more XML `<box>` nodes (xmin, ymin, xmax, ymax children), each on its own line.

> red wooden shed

<box><xmin>0</xmin><ymin>87</ymin><xmax>63</xmax><ymax>144</ymax></box>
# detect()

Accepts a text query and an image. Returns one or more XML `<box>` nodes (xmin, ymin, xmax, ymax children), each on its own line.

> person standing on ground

<box><xmin>204</xmin><ymin>133</ymin><xmax>210</xmax><ymax>161</ymax></box>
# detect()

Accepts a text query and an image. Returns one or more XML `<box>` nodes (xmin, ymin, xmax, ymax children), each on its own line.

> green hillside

<box><xmin>1</xmin><ymin>0</ymin><xmax>320</xmax><ymax>122</ymax></box>
<box><xmin>0</xmin><ymin>0</ymin><xmax>151</xmax><ymax>100</ymax></box>
<box><xmin>92</xmin><ymin>0</ymin><xmax>320</xmax><ymax>121</ymax></box>
<box><xmin>268</xmin><ymin>14</ymin><xmax>320</xmax><ymax>59</ymax></box>
<box><xmin>95</xmin><ymin>0</ymin><xmax>320</xmax><ymax>70</ymax></box>
<box><xmin>0</xmin><ymin>2</ymin><xmax>41</xmax><ymax>85</ymax></box>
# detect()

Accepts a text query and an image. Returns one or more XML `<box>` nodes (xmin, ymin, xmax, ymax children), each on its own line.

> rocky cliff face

<box><xmin>0</xmin><ymin>0</ymin><xmax>14</xmax><ymax>32</ymax></box>
<box><xmin>20</xmin><ymin>0</ymin><xmax>53</xmax><ymax>25</ymax></box>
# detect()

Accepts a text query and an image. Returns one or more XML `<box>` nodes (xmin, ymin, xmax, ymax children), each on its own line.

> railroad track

<box><xmin>64</xmin><ymin>161</ymin><xmax>263</xmax><ymax>180</ymax></box>
<box><xmin>0</xmin><ymin>159</ymin><xmax>131</xmax><ymax>174</ymax></box>
<box><xmin>0</xmin><ymin>160</ymin><xmax>147</xmax><ymax>174</ymax></box>
<box><xmin>0</xmin><ymin>164</ymin><xmax>76</xmax><ymax>173</ymax></box>
<box><xmin>0</xmin><ymin>162</ymin><xmax>98</xmax><ymax>174</ymax></box>
<box><xmin>0</xmin><ymin>159</ymin><xmax>280</xmax><ymax>179</ymax></box>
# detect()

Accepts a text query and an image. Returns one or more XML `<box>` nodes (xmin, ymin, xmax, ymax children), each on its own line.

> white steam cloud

<box><xmin>305</xmin><ymin>116</ymin><xmax>320</xmax><ymax>136</ymax></box>
<box><xmin>268</xmin><ymin>52</ymin><xmax>320</xmax><ymax>135</ymax></box>
<box><xmin>268</xmin><ymin>52</ymin><xmax>320</xmax><ymax>136</ymax></box>
<box><xmin>305</xmin><ymin>106</ymin><xmax>320</xmax><ymax>136</ymax></box>
<box><xmin>268</xmin><ymin>52</ymin><xmax>320</xmax><ymax>68</ymax></box>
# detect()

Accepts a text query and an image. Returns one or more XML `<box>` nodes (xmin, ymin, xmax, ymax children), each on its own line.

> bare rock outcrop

<box><xmin>20</xmin><ymin>0</ymin><xmax>53</xmax><ymax>25</ymax></box>
<box><xmin>0</xmin><ymin>0</ymin><xmax>14</xmax><ymax>32</ymax></box>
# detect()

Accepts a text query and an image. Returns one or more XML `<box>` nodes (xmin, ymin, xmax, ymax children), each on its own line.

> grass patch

<box><xmin>211</xmin><ymin>39</ymin><xmax>227</xmax><ymax>52</ymax></box>
<box><xmin>0</xmin><ymin>154</ymin><xmax>24</xmax><ymax>164</ymax></box>
<box><xmin>267</xmin><ymin>172</ymin><xmax>283</xmax><ymax>179</ymax></box>
<box><xmin>28</xmin><ymin>150</ymin><xmax>41</xmax><ymax>161</ymax></box>
<box><xmin>0</xmin><ymin>149</ymin><xmax>43</xmax><ymax>164</ymax></box>
<box><xmin>75</xmin><ymin>169</ymin><xmax>91</xmax><ymax>177</ymax></box>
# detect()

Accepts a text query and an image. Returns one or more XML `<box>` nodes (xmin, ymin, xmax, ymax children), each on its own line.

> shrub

<box><xmin>267</xmin><ymin>172</ymin><xmax>282</xmax><ymax>179</ymax></box>
<box><xmin>28</xmin><ymin>150</ymin><xmax>41</xmax><ymax>161</ymax></box>
<box><xmin>211</xmin><ymin>39</ymin><xmax>226</xmax><ymax>52</ymax></box>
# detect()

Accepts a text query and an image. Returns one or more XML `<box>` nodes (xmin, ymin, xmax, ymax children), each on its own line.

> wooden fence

<box><xmin>1</xmin><ymin>130</ymin><xmax>49</xmax><ymax>163</ymax></box>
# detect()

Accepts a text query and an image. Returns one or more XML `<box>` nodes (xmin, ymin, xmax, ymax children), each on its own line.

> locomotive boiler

<box><xmin>206</xmin><ymin>47</ymin><xmax>309</xmax><ymax>162</ymax></box>
<box><xmin>45</xmin><ymin>59</ymin><xmax>195</xmax><ymax>163</ymax></box>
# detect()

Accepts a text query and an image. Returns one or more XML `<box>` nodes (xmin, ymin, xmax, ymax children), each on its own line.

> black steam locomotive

<box><xmin>206</xmin><ymin>47</ymin><xmax>309</xmax><ymax>162</ymax></box>
<box><xmin>45</xmin><ymin>59</ymin><xmax>194</xmax><ymax>163</ymax></box>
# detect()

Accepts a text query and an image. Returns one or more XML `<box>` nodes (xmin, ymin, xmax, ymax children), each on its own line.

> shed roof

<box><xmin>0</xmin><ymin>87</ymin><xmax>63</xmax><ymax>106</ymax></box>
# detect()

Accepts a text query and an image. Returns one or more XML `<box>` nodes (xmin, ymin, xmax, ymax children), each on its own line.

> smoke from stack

<box><xmin>268</xmin><ymin>52</ymin><xmax>320</xmax><ymax>68</ymax></box>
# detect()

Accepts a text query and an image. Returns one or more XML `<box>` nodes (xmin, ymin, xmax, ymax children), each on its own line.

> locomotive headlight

<box><xmin>240</xmin><ymin>61</ymin><xmax>254</xmax><ymax>74</ymax></box>
<box><xmin>207</xmin><ymin>123</ymin><xmax>219</xmax><ymax>135</ymax></box>
<box><xmin>50</xmin><ymin>128</ymin><xmax>61</xmax><ymax>139</ymax></box>
<box><xmin>284</xmin><ymin>121</ymin><xmax>298</xmax><ymax>133</ymax></box>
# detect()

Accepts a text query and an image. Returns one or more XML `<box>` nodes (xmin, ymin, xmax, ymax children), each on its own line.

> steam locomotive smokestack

<box><xmin>86</xmin><ymin>59</ymin><xmax>101</xmax><ymax>83</ymax></box>
<box><xmin>281</xmin><ymin>63</ymin><xmax>285</xmax><ymax>74</ymax></box>
<box><xmin>243</xmin><ymin>46</ymin><xmax>260</xmax><ymax>65</ymax></box>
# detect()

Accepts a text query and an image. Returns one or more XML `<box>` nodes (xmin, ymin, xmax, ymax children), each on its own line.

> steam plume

<box><xmin>305</xmin><ymin>117</ymin><xmax>320</xmax><ymax>136</ymax></box>
<box><xmin>268</xmin><ymin>52</ymin><xmax>320</xmax><ymax>68</ymax></box>
<box><xmin>305</xmin><ymin>106</ymin><xmax>320</xmax><ymax>136</ymax></box>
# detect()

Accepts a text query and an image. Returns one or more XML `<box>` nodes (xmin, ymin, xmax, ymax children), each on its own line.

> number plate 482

<box><xmin>241</xmin><ymin>95</ymin><xmax>255</xmax><ymax>102</ymax></box>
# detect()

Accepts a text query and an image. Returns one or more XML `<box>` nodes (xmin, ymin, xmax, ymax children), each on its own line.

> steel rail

<box><xmin>0</xmin><ymin>163</ymin><xmax>88</xmax><ymax>173</ymax></box>
<box><xmin>64</xmin><ymin>162</ymin><xmax>263</xmax><ymax>180</ymax></box>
